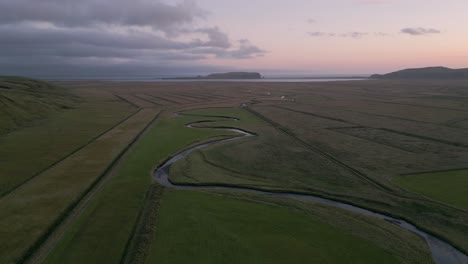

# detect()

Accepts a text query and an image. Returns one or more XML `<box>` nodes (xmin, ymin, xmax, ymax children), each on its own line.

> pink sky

<box><xmin>196</xmin><ymin>0</ymin><xmax>468</xmax><ymax>74</ymax></box>
<box><xmin>1</xmin><ymin>0</ymin><xmax>467</xmax><ymax>77</ymax></box>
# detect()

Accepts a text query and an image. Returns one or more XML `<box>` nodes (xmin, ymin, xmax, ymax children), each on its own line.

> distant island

<box><xmin>370</xmin><ymin>66</ymin><xmax>468</xmax><ymax>80</ymax></box>
<box><xmin>163</xmin><ymin>72</ymin><xmax>262</xmax><ymax>80</ymax></box>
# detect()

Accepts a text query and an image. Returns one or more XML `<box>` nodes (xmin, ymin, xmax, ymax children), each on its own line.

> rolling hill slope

<box><xmin>0</xmin><ymin>76</ymin><xmax>77</xmax><ymax>134</ymax></box>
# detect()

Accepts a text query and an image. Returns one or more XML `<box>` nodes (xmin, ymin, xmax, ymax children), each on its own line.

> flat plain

<box><xmin>1</xmin><ymin>78</ymin><xmax>468</xmax><ymax>263</ymax></box>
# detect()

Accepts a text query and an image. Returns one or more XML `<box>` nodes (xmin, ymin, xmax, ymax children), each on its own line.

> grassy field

<box><xmin>2</xmin><ymin>79</ymin><xmax>468</xmax><ymax>263</ymax></box>
<box><xmin>0</xmin><ymin>77</ymin><xmax>77</xmax><ymax>134</ymax></box>
<box><xmin>171</xmin><ymin>108</ymin><xmax>376</xmax><ymax>196</ymax></box>
<box><xmin>147</xmin><ymin>189</ymin><xmax>432</xmax><ymax>264</ymax></box>
<box><xmin>395</xmin><ymin>169</ymin><xmax>468</xmax><ymax>209</ymax></box>
<box><xmin>169</xmin><ymin>106</ymin><xmax>468</xmax><ymax>254</ymax></box>
<box><xmin>0</xmin><ymin>101</ymin><xmax>136</xmax><ymax>196</ymax></box>
<box><xmin>0</xmin><ymin>108</ymin><xmax>158</xmax><ymax>264</ymax></box>
<box><xmin>44</xmin><ymin>113</ymin><xmax>238</xmax><ymax>264</ymax></box>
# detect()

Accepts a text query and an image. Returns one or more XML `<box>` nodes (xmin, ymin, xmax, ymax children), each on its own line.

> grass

<box><xmin>171</xmin><ymin>107</ymin><xmax>377</xmax><ymax>199</ymax></box>
<box><xmin>185</xmin><ymin>107</ymin><xmax>263</xmax><ymax>126</ymax></box>
<box><xmin>44</xmin><ymin>113</ymin><xmax>238</xmax><ymax>264</ymax></box>
<box><xmin>169</xmin><ymin>107</ymin><xmax>468</xmax><ymax>254</ymax></box>
<box><xmin>395</xmin><ymin>169</ymin><xmax>468</xmax><ymax>209</ymax></box>
<box><xmin>0</xmin><ymin>101</ymin><xmax>136</xmax><ymax>196</ymax></box>
<box><xmin>2</xmin><ymin>79</ymin><xmax>468</xmax><ymax>262</ymax></box>
<box><xmin>147</xmin><ymin>189</ymin><xmax>432</xmax><ymax>264</ymax></box>
<box><xmin>0</xmin><ymin>77</ymin><xmax>76</xmax><ymax>134</ymax></box>
<box><xmin>0</xmin><ymin>109</ymin><xmax>158</xmax><ymax>264</ymax></box>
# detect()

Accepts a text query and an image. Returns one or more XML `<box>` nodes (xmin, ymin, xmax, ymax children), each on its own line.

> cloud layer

<box><xmin>0</xmin><ymin>0</ymin><xmax>265</xmax><ymax>77</ymax></box>
<box><xmin>308</xmin><ymin>31</ymin><xmax>388</xmax><ymax>39</ymax></box>
<box><xmin>401</xmin><ymin>27</ymin><xmax>441</xmax><ymax>36</ymax></box>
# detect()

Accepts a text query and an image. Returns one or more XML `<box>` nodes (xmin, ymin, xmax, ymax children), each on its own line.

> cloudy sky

<box><xmin>0</xmin><ymin>0</ymin><xmax>467</xmax><ymax>78</ymax></box>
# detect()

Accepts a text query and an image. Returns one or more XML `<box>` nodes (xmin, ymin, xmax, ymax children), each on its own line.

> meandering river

<box><xmin>153</xmin><ymin>113</ymin><xmax>468</xmax><ymax>264</ymax></box>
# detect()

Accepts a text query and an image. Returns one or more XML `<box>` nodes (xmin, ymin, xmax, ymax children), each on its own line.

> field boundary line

<box><xmin>145</xmin><ymin>94</ymin><xmax>180</xmax><ymax>105</ymax></box>
<box><xmin>380</xmin><ymin>128</ymin><xmax>468</xmax><ymax>149</ymax></box>
<box><xmin>276</xmin><ymin>104</ymin><xmax>468</xmax><ymax>149</ymax></box>
<box><xmin>120</xmin><ymin>184</ymin><xmax>164</xmax><ymax>264</ymax></box>
<box><xmin>247</xmin><ymin>105</ymin><xmax>468</xmax><ymax>214</ymax></box>
<box><xmin>170</xmin><ymin>92</ymin><xmax>209</xmax><ymax>102</ymax></box>
<box><xmin>245</xmin><ymin>106</ymin><xmax>395</xmax><ymax>193</ymax></box>
<box><xmin>361</xmin><ymin>99</ymin><xmax>468</xmax><ymax>113</ymax></box>
<box><xmin>274</xmin><ymin>105</ymin><xmax>355</xmax><ymax>125</ymax></box>
<box><xmin>0</xmin><ymin>108</ymin><xmax>142</xmax><ymax>199</ymax></box>
<box><xmin>23</xmin><ymin>110</ymin><xmax>161</xmax><ymax>264</ymax></box>
<box><xmin>399</xmin><ymin>167</ymin><xmax>468</xmax><ymax>176</ymax></box>
<box><xmin>133</xmin><ymin>94</ymin><xmax>162</xmax><ymax>107</ymax></box>
<box><xmin>114</xmin><ymin>94</ymin><xmax>140</xmax><ymax>108</ymax></box>
<box><xmin>162</xmin><ymin>93</ymin><xmax>200</xmax><ymax>103</ymax></box>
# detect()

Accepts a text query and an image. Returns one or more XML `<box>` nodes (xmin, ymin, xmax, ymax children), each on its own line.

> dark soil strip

<box><xmin>379</xmin><ymin>128</ymin><xmax>468</xmax><ymax>149</ymax></box>
<box><xmin>358</xmin><ymin>111</ymin><xmax>440</xmax><ymax>125</ymax></box>
<box><xmin>196</xmin><ymin>92</ymin><xmax>232</xmax><ymax>100</ymax></box>
<box><xmin>163</xmin><ymin>93</ymin><xmax>200</xmax><ymax>103</ymax></box>
<box><xmin>171</xmin><ymin>93</ymin><xmax>209</xmax><ymax>102</ymax></box>
<box><xmin>21</xmin><ymin>111</ymin><xmax>161</xmax><ymax>264</ymax></box>
<box><xmin>400</xmin><ymin>167</ymin><xmax>468</xmax><ymax>176</ymax></box>
<box><xmin>0</xmin><ymin>109</ymin><xmax>142</xmax><ymax>199</ymax></box>
<box><xmin>133</xmin><ymin>94</ymin><xmax>161</xmax><ymax>106</ymax></box>
<box><xmin>362</xmin><ymin>99</ymin><xmax>468</xmax><ymax>113</ymax></box>
<box><xmin>145</xmin><ymin>94</ymin><xmax>180</xmax><ymax>105</ymax></box>
<box><xmin>274</xmin><ymin>105</ymin><xmax>356</xmax><ymax>125</ymax></box>
<box><xmin>121</xmin><ymin>184</ymin><xmax>164</xmax><ymax>264</ymax></box>
<box><xmin>114</xmin><ymin>94</ymin><xmax>140</xmax><ymax>108</ymax></box>
<box><xmin>184</xmin><ymin>92</ymin><xmax>223</xmax><ymax>101</ymax></box>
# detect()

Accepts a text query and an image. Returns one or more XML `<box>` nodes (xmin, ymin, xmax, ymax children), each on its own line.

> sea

<box><xmin>45</xmin><ymin>75</ymin><xmax>369</xmax><ymax>82</ymax></box>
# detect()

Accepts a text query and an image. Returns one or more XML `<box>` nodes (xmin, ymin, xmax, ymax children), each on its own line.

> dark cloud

<box><xmin>308</xmin><ymin>31</ymin><xmax>387</xmax><ymax>39</ymax></box>
<box><xmin>0</xmin><ymin>0</ymin><xmax>206</xmax><ymax>36</ymax></box>
<box><xmin>194</xmin><ymin>27</ymin><xmax>231</xmax><ymax>49</ymax></box>
<box><xmin>401</xmin><ymin>27</ymin><xmax>441</xmax><ymax>36</ymax></box>
<box><xmin>0</xmin><ymin>0</ymin><xmax>265</xmax><ymax>77</ymax></box>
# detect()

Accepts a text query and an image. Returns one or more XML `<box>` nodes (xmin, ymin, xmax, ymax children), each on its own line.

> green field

<box><xmin>395</xmin><ymin>169</ymin><xmax>468</xmax><ymax>208</ymax></box>
<box><xmin>168</xmin><ymin>107</ymin><xmax>468</xmax><ymax>254</ymax></box>
<box><xmin>0</xmin><ymin>101</ymin><xmax>136</xmax><ymax>196</ymax></box>
<box><xmin>2</xmin><ymin>79</ymin><xmax>468</xmax><ymax>263</ymax></box>
<box><xmin>171</xmin><ymin>108</ymin><xmax>375</xmax><ymax>195</ymax></box>
<box><xmin>0</xmin><ymin>109</ymin><xmax>158</xmax><ymax>264</ymax></box>
<box><xmin>147</xmin><ymin>189</ymin><xmax>432</xmax><ymax>264</ymax></box>
<box><xmin>44</xmin><ymin>113</ymin><xmax>238</xmax><ymax>263</ymax></box>
<box><xmin>0</xmin><ymin>77</ymin><xmax>77</xmax><ymax>134</ymax></box>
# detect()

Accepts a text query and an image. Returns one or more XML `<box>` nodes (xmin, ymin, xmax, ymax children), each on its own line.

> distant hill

<box><xmin>204</xmin><ymin>72</ymin><xmax>262</xmax><ymax>79</ymax></box>
<box><xmin>0</xmin><ymin>76</ymin><xmax>77</xmax><ymax>134</ymax></box>
<box><xmin>164</xmin><ymin>72</ymin><xmax>262</xmax><ymax>80</ymax></box>
<box><xmin>370</xmin><ymin>67</ymin><xmax>468</xmax><ymax>80</ymax></box>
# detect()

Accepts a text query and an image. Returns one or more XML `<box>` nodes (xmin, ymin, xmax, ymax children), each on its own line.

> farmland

<box><xmin>395</xmin><ymin>169</ymin><xmax>468</xmax><ymax>209</ymax></box>
<box><xmin>1</xmin><ymin>79</ymin><xmax>468</xmax><ymax>263</ymax></box>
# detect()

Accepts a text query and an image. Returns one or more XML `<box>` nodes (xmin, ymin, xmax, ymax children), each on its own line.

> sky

<box><xmin>0</xmin><ymin>0</ymin><xmax>467</xmax><ymax>78</ymax></box>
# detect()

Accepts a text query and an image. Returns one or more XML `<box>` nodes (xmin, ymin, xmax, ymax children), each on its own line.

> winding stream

<box><xmin>153</xmin><ymin>114</ymin><xmax>468</xmax><ymax>264</ymax></box>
